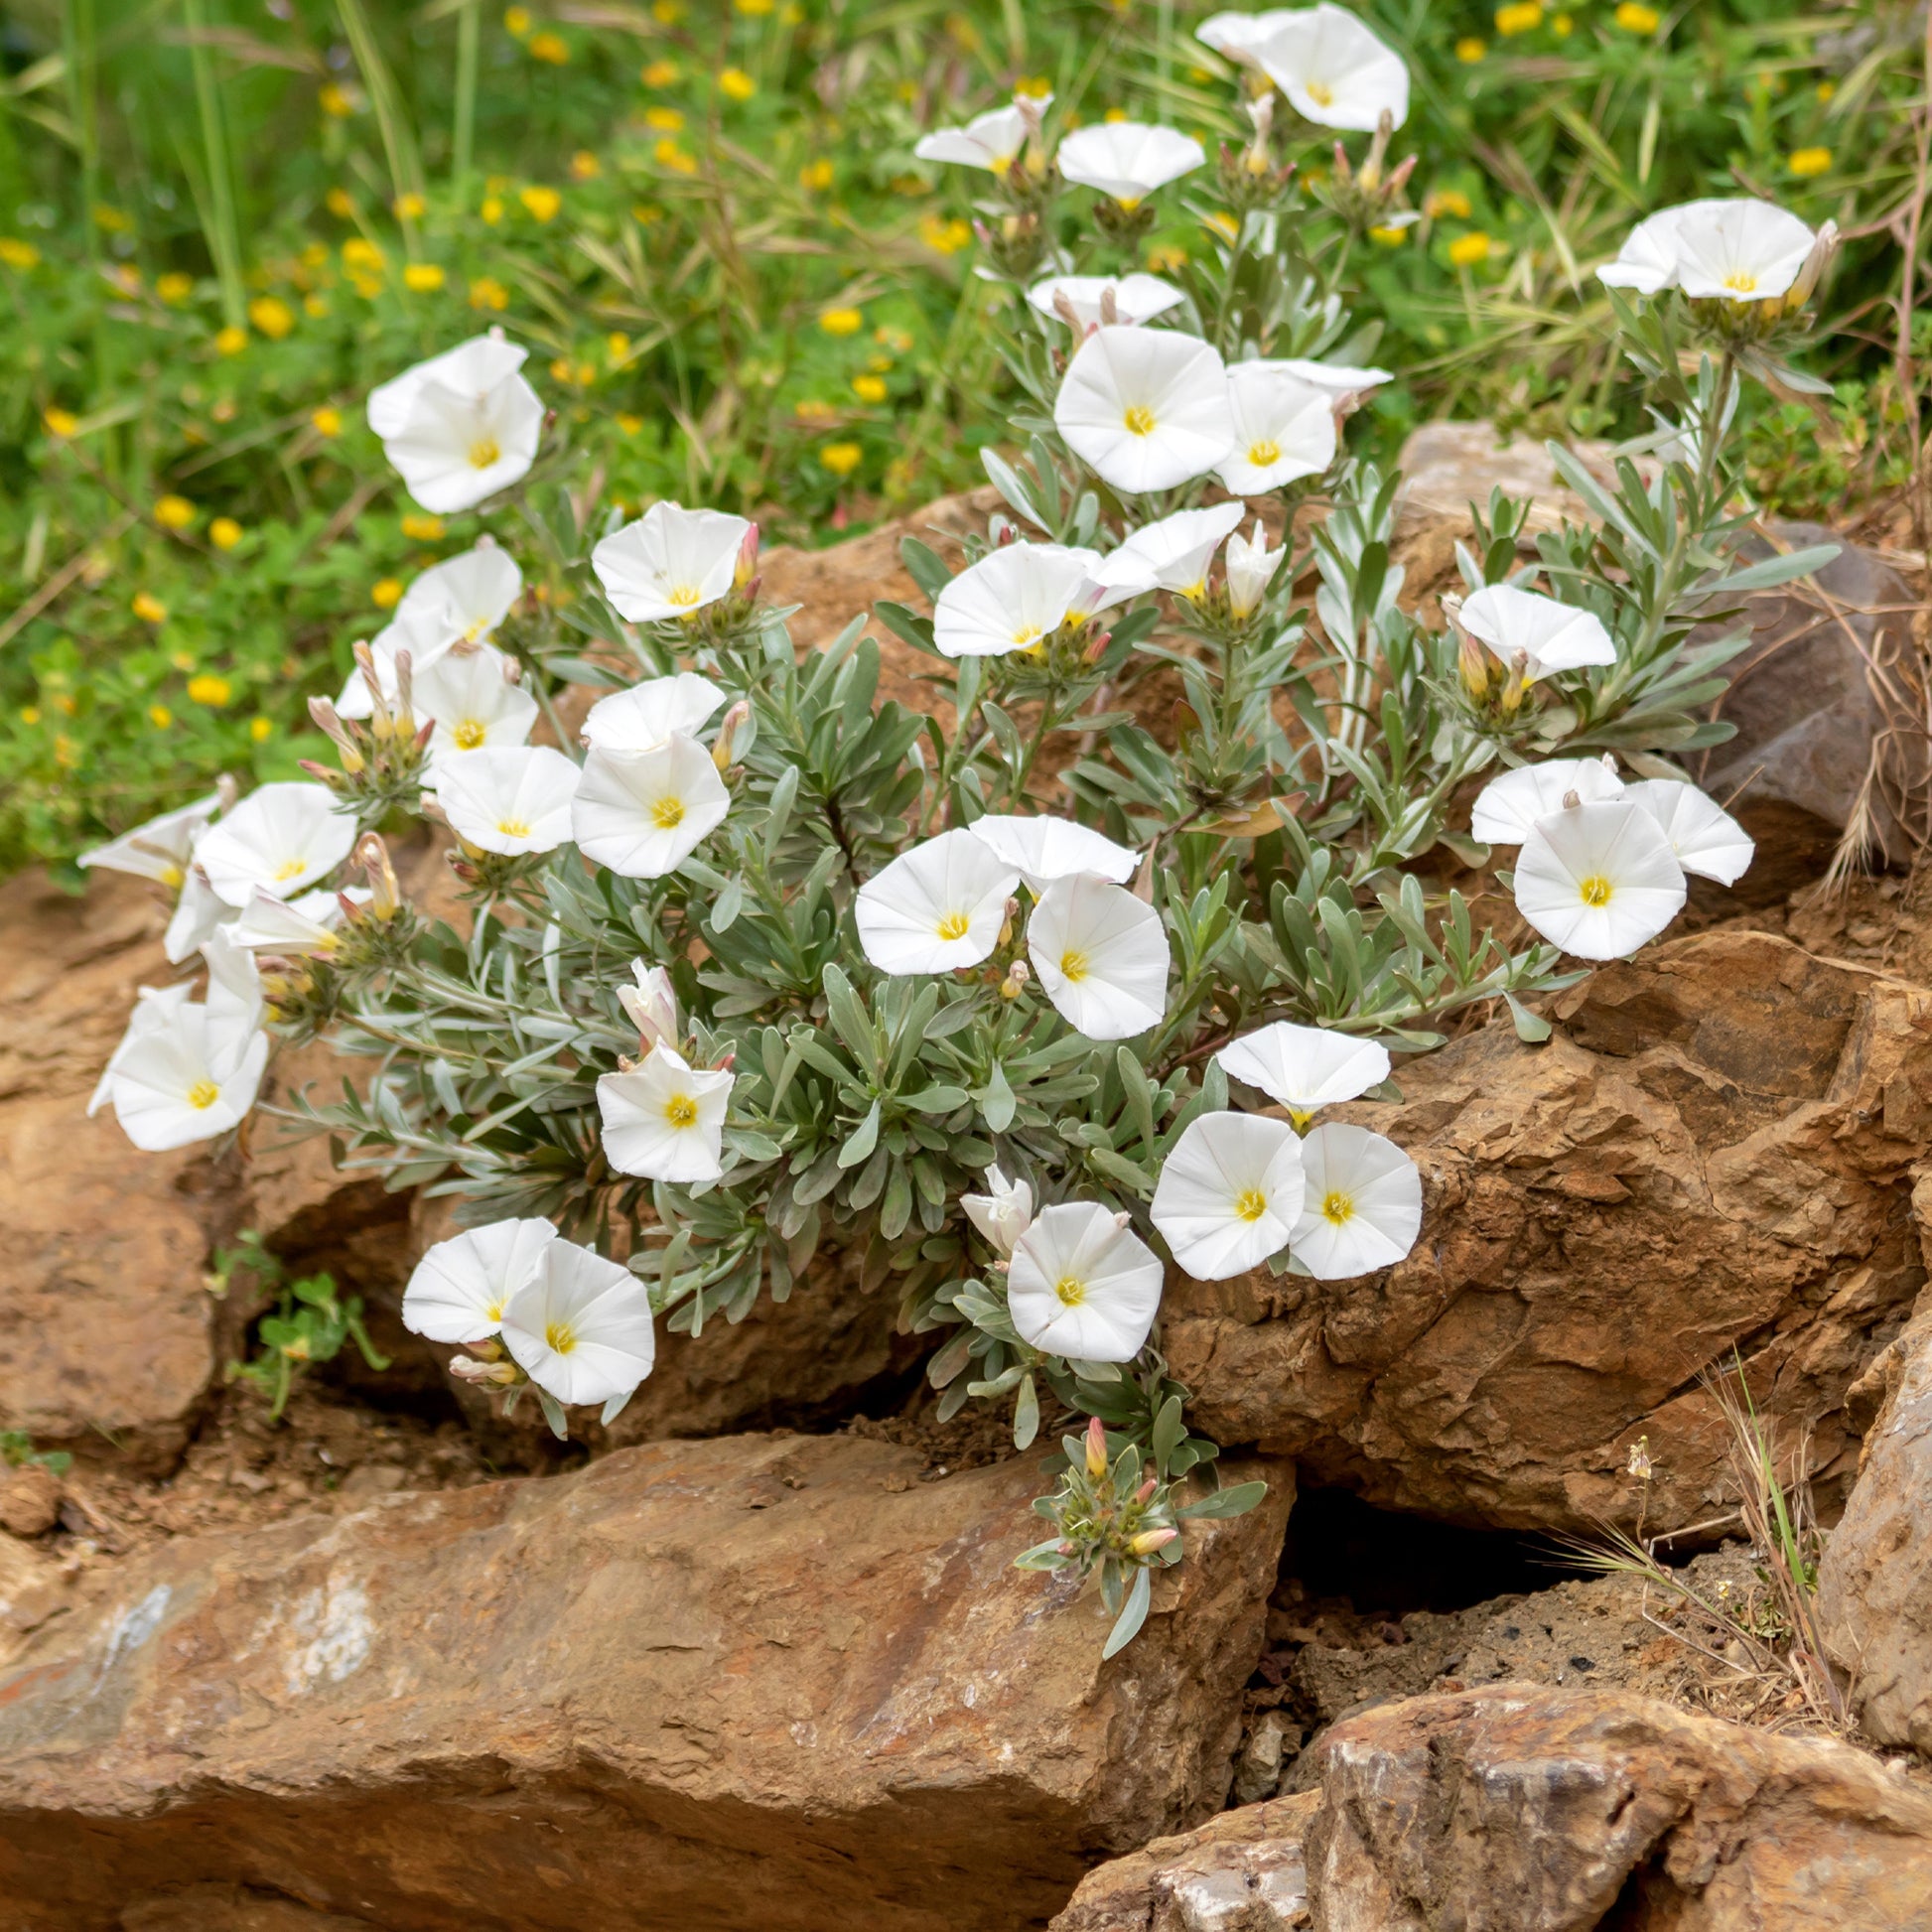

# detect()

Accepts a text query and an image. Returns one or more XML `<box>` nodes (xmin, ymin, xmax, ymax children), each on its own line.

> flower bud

<box><xmin>1782</xmin><ymin>218</ymin><xmax>1839</xmax><ymax>315</ymax></box>
<box><xmin>1084</xmin><ymin>1415</ymin><xmax>1107</xmax><ymax>1478</ymax></box>
<box><xmin>354</xmin><ymin>831</ymin><xmax>401</xmax><ymax>918</ymax></box>
<box><xmin>999</xmin><ymin>959</ymin><xmax>1031</xmax><ymax>1001</ymax></box>
<box><xmin>734</xmin><ymin>519</ymin><xmax>760</xmax><ymax>588</ymax></box>
<box><xmin>712</xmin><ymin>698</ymin><xmax>752</xmax><ymax>771</ymax></box>
<box><xmin>1129</xmin><ymin>1526</ymin><xmax>1178</xmax><ymax>1556</ymax></box>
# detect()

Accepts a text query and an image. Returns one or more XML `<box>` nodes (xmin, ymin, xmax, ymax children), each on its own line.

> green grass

<box><xmin>0</xmin><ymin>0</ymin><xmax>1921</xmax><ymax>871</ymax></box>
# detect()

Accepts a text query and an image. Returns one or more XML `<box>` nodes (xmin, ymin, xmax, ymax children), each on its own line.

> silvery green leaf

<box><xmin>1102</xmin><ymin>1565</ymin><xmax>1152</xmax><ymax>1659</ymax></box>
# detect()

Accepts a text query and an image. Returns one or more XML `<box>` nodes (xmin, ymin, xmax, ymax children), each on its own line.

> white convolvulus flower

<box><xmin>1216</xmin><ymin>361</ymin><xmax>1338</xmax><ymax>495</ymax></box>
<box><xmin>1054</xmin><ymin>326</ymin><xmax>1236</xmax><ymax>494</ymax></box>
<box><xmin>1007</xmin><ymin>1201</ymin><xmax>1165</xmax><ymax>1362</ymax></box>
<box><xmin>1597</xmin><ymin>198</ymin><xmax>1817</xmax><ymax>304</ymax></box>
<box><xmin>572</xmin><ymin>737</ymin><xmax>730</xmax><ymax>878</ymax></box>
<box><xmin>499</xmin><ymin>1238</ymin><xmax>656</xmax><ymax>1408</ymax></box>
<box><xmin>855</xmin><ymin>827</ymin><xmax>1019</xmax><ymax>976</ymax></box>
<box><xmin>1458</xmin><ymin>584</ymin><xmax>1616</xmax><ymax>681</ymax></box>
<box><xmin>367</xmin><ymin>333</ymin><xmax>544</xmax><ymax>514</ymax></box>
<box><xmin>618</xmin><ymin>960</ymin><xmax>679</xmax><ymax>1052</ymax></box>
<box><xmin>1215</xmin><ymin>1021</ymin><xmax>1391</xmax><ymax>1127</ymax></box>
<box><xmin>1622</xmin><ymin>779</ymin><xmax>1755</xmax><ymax>887</ymax></box>
<box><xmin>591</xmin><ymin>502</ymin><xmax>753</xmax><ymax>623</ymax></box>
<box><xmin>88</xmin><ymin>983</ymin><xmax>195</xmax><ymax>1117</ymax></box>
<box><xmin>962</xmin><ymin>1165</ymin><xmax>1035</xmax><ymax>1258</ymax></box>
<box><xmin>164</xmin><ymin>869</ymin><xmax>231</xmax><ymax>965</ymax></box>
<box><xmin>433</xmin><ymin>746</ymin><xmax>582</xmax><ymax>858</ymax></box>
<box><xmin>581</xmin><ymin>672</ymin><xmax>728</xmax><ymax>753</ymax></box>
<box><xmin>99</xmin><ymin>1001</ymin><xmax>270</xmax><ymax>1153</ymax></box>
<box><xmin>202</xmin><ymin>926</ymin><xmax>266</xmax><ymax>1037</ymax></box>
<box><xmin>1056</xmin><ymin>123</ymin><xmax>1205</xmax><ymax>207</ymax></box>
<box><xmin>1252</xmin><ymin>4</ymin><xmax>1410</xmax><ymax>132</ymax></box>
<box><xmin>230</xmin><ymin>887</ymin><xmax>350</xmax><ymax>957</ymax></box>
<box><xmin>1291</xmin><ymin>1122</ymin><xmax>1423</xmax><ymax>1280</ymax></box>
<box><xmin>1513</xmin><ymin>796</ymin><xmax>1688</xmax><ymax>960</ymax></box>
<box><xmin>597</xmin><ymin>1042</ymin><xmax>734</xmax><ymax>1183</ymax></box>
<box><xmin>1100</xmin><ymin>502</ymin><xmax>1247</xmax><ymax>600</ymax></box>
<box><xmin>1276</xmin><ymin>356</ymin><xmax>1394</xmax><ymax>399</ymax></box>
<box><xmin>1027</xmin><ymin>273</ymin><xmax>1186</xmax><ymax>331</ymax></box>
<box><xmin>933</xmin><ymin>542</ymin><xmax>1108</xmax><ymax>659</ymax></box>
<box><xmin>414</xmin><ymin>645</ymin><xmax>539</xmax><ymax>759</ymax></box>
<box><xmin>78</xmin><ymin>793</ymin><xmax>221</xmax><ymax>888</ymax></box>
<box><xmin>1151</xmin><ymin>1112</ymin><xmax>1308</xmax><ymax>1282</ymax></box>
<box><xmin>1225</xmin><ymin>520</ymin><xmax>1286</xmax><ymax>620</ymax></box>
<box><xmin>912</xmin><ymin>96</ymin><xmax>1045</xmax><ymax>175</ymax></box>
<box><xmin>1469</xmin><ymin>756</ymin><xmax>1624</xmax><ymax>846</ymax></box>
<box><xmin>402</xmin><ymin>1217</ymin><xmax>560</xmax><ymax>1343</ymax></box>
<box><xmin>965</xmin><ymin>813</ymin><xmax>1140</xmax><ymax>891</ymax></box>
<box><xmin>339</xmin><ymin>543</ymin><xmax>524</xmax><ymax>718</ymax></box>
<box><xmin>1028</xmin><ymin>874</ymin><xmax>1169</xmax><ymax>1040</ymax></box>
<box><xmin>1197</xmin><ymin>8</ymin><xmax>1299</xmax><ymax>66</ymax></box>
<box><xmin>193</xmin><ymin>781</ymin><xmax>359</xmax><ymax>907</ymax></box>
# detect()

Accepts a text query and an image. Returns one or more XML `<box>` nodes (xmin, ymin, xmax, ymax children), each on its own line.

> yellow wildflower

<box><xmin>482</xmin><ymin>195</ymin><xmax>504</xmax><ymax>225</ymax></box>
<box><xmin>133</xmin><ymin>592</ymin><xmax>168</xmax><ymax>624</ymax></box>
<box><xmin>372</xmin><ymin>579</ymin><xmax>404</xmax><ymax>610</ymax></box>
<box><xmin>736</xmin><ymin>0</ymin><xmax>773</xmax><ymax>12</ymax></box>
<box><xmin>326</xmin><ymin>188</ymin><xmax>355</xmax><ymax>218</ymax></box>
<box><xmin>617</xmin><ymin>413</ymin><xmax>644</xmax><ymax>435</ymax></box>
<box><xmin>819</xmin><ymin>306</ymin><xmax>863</xmax><ymax>336</ymax></box>
<box><xmin>311</xmin><ymin>406</ymin><xmax>344</xmax><ymax>437</ymax></box>
<box><xmin>1427</xmin><ymin>189</ymin><xmax>1473</xmax><ymax>219</ymax></box>
<box><xmin>852</xmin><ymin>374</ymin><xmax>889</xmax><ymax>403</ymax></box>
<box><xmin>607</xmin><ymin>332</ymin><xmax>631</xmax><ymax>362</ymax></box>
<box><xmin>1455</xmin><ymin>38</ymin><xmax>1486</xmax><ymax>62</ymax></box>
<box><xmin>819</xmin><ymin>441</ymin><xmax>863</xmax><ymax>477</ymax></box>
<box><xmin>210</xmin><ymin>516</ymin><xmax>243</xmax><ymax>551</ymax></box>
<box><xmin>403</xmin><ymin>262</ymin><xmax>447</xmax><ymax>291</ymax></box>
<box><xmin>653</xmin><ymin>0</ymin><xmax>684</xmax><ymax>18</ymax></box>
<box><xmin>214</xmin><ymin>325</ymin><xmax>248</xmax><ymax>355</ymax></box>
<box><xmin>1552</xmin><ymin>11</ymin><xmax>1573</xmax><ymax>35</ymax></box>
<box><xmin>504</xmin><ymin>5</ymin><xmax>531</xmax><ymax>34</ymax></box>
<box><xmin>799</xmin><ymin>158</ymin><xmax>835</xmax><ymax>192</ymax></box>
<box><xmin>1788</xmin><ymin>147</ymin><xmax>1832</xmax><ymax>178</ymax></box>
<box><xmin>319</xmin><ymin>82</ymin><xmax>353</xmax><ymax>117</ymax></box>
<box><xmin>793</xmin><ymin>399</ymin><xmax>837</xmax><ymax>424</ymax></box>
<box><xmin>342</xmin><ymin>237</ymin><xmax>383</xmax><ymax>269</ymax></box>
<box><xmin>470</xmin><ymin>276</ymin><xmax>511</xmax><ymax>311</ymax></box>
<box><xmin>1494</xmin><ymin>2</ymin><xmax>1541</xmax><ymax>34</ymax></box>
<box><xmin>188</xmin><ymin>674</ymin><xmax>232</xmax><ymax>707</ymax></box>
<box><xmin>43</xmin><ymin>407</ymin><xmax>79</xmax><ymax>438</ymax></box>
<box><xmin>0</xmin><ymin>238</ymin><xmax>39</xmax><ymax>270</ymax></box>
<box><xmin>655</xmin><ymin>139</ymin><xmax>698</xmax><ymax>175</ymax></box>
<box><xmin>570</xmin><ymin>150</ymin><xmax>602</xmax><ymax>180</ymax></box>
<box><xmin>1613</xmin><ymin>2</ymin><xmax>1659</xmax><ymax>30</ymax></box>
<box><xmin>646</xmin><ymin>106</ymin><xmax>685</xmax><ymax>132</ymax></box>
<box><xmin>1449</xmin><ymin>231</ymin><xmax>1497</xmax><ymax>267</ymax></box>
<box><xmin>155</xmin><ymin>495</ymin><xmax>197</xmax><ymax>530</ymax></box>
<box><xmin>250</xmin><ymin>717</ymin><xmax>273</xmax><ymax>742</ymax></box>
<box><xmin>394</xmin><ymin>192</ymin><xmax>427</xmax><ymax>220</ymax></box>
<box><xmin>528</xmin><ymin>31</ymin><xmax>569</xmax><ymax>63</ymax></box>
<box><xmin>1369</xmin><ymin>223</ymin><xmax>1411</xmax><ymax>245</ymax></box>
<box><xmin>157</xmin><ymin>272</ymin><xmax>195</xmax><ymax>304</ymax></box>
<box><xmin>401</xmin><ymin>512</ymin><xmax>446</xmax><ymax>540</ymax></box>
<box><xmin>642</xmin><ymin>59</ymin><xmax>679</xmax><ymax>85</ymax></box>
<box><xmin>521</xmin><ymin>185</ymin><xmax>562</xmax><ymax>221</ymax></box>
<box><xmin>148</xmin><ymin>705</ymin><xmax>172</xmax><ymax>728</ymax></box>
<box><xmin>719</xmin><ymin>68</ymin><xmax>756</xmax><ymax>101</ymax></box>
<box><xmin>917</xmin><ymin>212</ymin><xmax>972</xmax><ymax>254</ymax></box>
<box><xmin>1817</xmin><ymin>80</ymin><xmax>1836</xmax><ymax>102</ymax></box>
<box><xmin>249</xmin><ymin>297</ymin><xmax>295</xmax><ymax>340</ymax></box>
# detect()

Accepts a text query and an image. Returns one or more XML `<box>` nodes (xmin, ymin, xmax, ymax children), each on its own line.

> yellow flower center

<box><xmin>667</xmin><ymin>585</ymin><xmax>701</xmax><ymax>608</ymax></box>
<box><xmin>273</xmin><ymin>857</ymin><xmax>308</xmax><ymax>882</ymax></box>
<box><xmin>484</xmin><ymin>1298</ymin><xmax>505</xmax><ymax>1323</ymax></box>
<box><xmin>1579</xmin><ymin>875</ymin><xmax>1613</xmax><ymax>907</ymax></box>
<box><xmin>496</xmin><ymin>817</ymin><xmax>531</xmax><ymax>838</ymax></box>
<box><xmin>1321</xmin><ymin>1189</ymin><xmax>1355</xmax><ymax>1227</ymax></box>
<box><xmin>544</xmin><ymin>1320</ymin><xmax>578</xmax><ymax>1355</ymax></box>
<box><xmin>1012</xmin><ymin>623</ymin><xmax>1042</xmax><ymax>646</ymax></box>
<box><xmin>1115</xmin><ymin>195</ymin><xmax>1144</xmax><ymax>212</ymax></box>
<box><xmin>1122</xmin><ymin>404</ymin><xmax>1157</xmax><ymax>436</ymax></box>
<box><xmin>1054</xmin><ymin>1274</ymin><xmax>1087</xmax><ymax>1307</ymax></box>
<box><xmin>453</xmin><ymin>719</ymin><xmax>487</xmax><ymax>750</ymax></box>
<box><xmin>663</xmin><ymin>1093</ymin><xmax>698</xmax><ymax>1128</ymax></box>
<box><xmin>935</xmin><ymin>911</ymin><xmax>972</xmax><ymax>941</ymax></box>
<box><xmin>1306</xmin><ymin>79</ymin><xmax>1334</xmax><ymax>106</ymax></box>
<box><xmin>1289</xmin><ymin>1109</ymin><xmax>1314</xmax><ymax>1134</ymax></box>
<box><xmin>1723</xmin><ymin>271</ymin><xmax>1757</xmax><ymax>295</ymax></box>
<box><xmin>1059</xmin><ymin>948</ymin><xmax>1090</xmax><ymax>983</ymax></box>
<box><xmin>160</xmin><ymin>863</ymin><xmax>186</xmax><ymax>890</ymax></box>
<box><xmin>469</xmin><ymin>436</ymin><xmax>501</xmax><ymax>470</ymax></box>
<box><xmin>1235</xmin><ymin>1187</ymin><xmax>1268</xmax><ymax>1223</ymax></box>
<box><xmin>187</xmin><ymin>1079</ymin><xmax>220</xmax><ymax>1110</ymax></box>
<box><xmin>463</xmin><ymin>618</ymin><xmax>489</xmax><ymax>643</ymax></box>
<box><xmin>651</xmin><ymin>796</ymin><xmax>685</xmax><ymax>829</ymax></box>
<box><xmin>1248</xmin><ymin>439</ymin><xmax>1281</xmax><ymax>467</ymax></box>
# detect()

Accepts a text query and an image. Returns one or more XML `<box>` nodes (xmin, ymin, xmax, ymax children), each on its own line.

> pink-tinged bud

<box><xmin>450</xmin><ymin>1353</ymin><xmax>519</xmax><ymax>1387</ymax></box>
<box><xmin>714</xmin><ymin>1048</ymin><xmax>736</xmax><ymax>1071</ymax></box>
<box><xmin>1083</xmin><ymin>628</ymin><xmax>1112</xmax><ymax>663</ymax></box>
<box><xmin>1084</xmin><ymin>1415</ymin><xmax>1108</xmax><ymax>1478</ymax></box>
<box><xmin>735</xmin><ymin>520</ymin><xmax>760</xmax><ymax>588</ymax></box>
<box><xmin>1098</xmin><ymin>284</ymin><xmax>1120</xmax><ymax>328</ymax></box>
<box><xmin>354</xmin><ymin>831</ymin><xmax>401</xmax><ymax>918</ymax></box>
<box><xmin>1056</xmin><ymin>1540</ymin><xmax>1076</xmax><ymax>1557</ymax></box>
<box><xmin>712</xmin><ymin>698</ymin><xmax>751</xmax><ymax>771</ymax></box>
<box><xmin>297</xmin><ymin>759</ymin><xmax>342</xmax><ymax>786</ymax></box>
<box><xmin>215</xmin><ymin>772</ymin><xmax>240</xmax><ymax>813</ymax></box>
<box><xmin>998</xmin><ymin>522</ymin><xmax>1019</xmax><ymax>546</ymax></box>
<box><xmin>1135</xmin><ymin>1476</ymin><xmax>1158</xmax><ymax>1504</ymax></box>
<box><xmin>1130</xmin><ymin>1526</ymin><xmax>1178</xmax><ymax>1556</ymax></box>
<box><xmin>1387</xmin><ymin>153</ymin><xmax>1418</xmax><ymax>198</ymax></box>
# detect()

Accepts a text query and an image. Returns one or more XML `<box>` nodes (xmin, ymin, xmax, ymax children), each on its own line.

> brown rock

<box><xmin>1168</xmin><ymin>929</ymin><xmax>1932</xmax><ymax>1534</ymax></box>
<box><xmin>1817</xmin><ymin>1290</ymin><xmax>1932</xmax><ymax>1751</ymax></box>
<box><xmin>1306</xmin><ymin>1685</ymin><xmax>1932</xmax><ymax>1929</ymax></box>
<box><xmin>0</xmin><ymin>1433</ymin><xmax>1293</xmax><ymax>1931</ymax></box>
<box><xmin>0</xmin><ymin>1466</ymin><xmax>62</xmax><ymax>1540</ymax></box>
<box><xmin>120</xmin><ymin>1887</ymin><xmax>379</xmax><ymax>1931</ymax></box>
<box><xmin>1395</xmin><ymin>421</ymin><xmax>1645</xmax><ymax>533</ymax></box>
<box><xmin>1050</xmin><ymin>1791</ymin><xmax>1318</xmax><ymax>1932</ymax></box>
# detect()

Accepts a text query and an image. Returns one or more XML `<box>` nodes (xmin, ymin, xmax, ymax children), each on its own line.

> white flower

<box><xmin>913</xmin><ymin>96</ymin><xmax>1045</xmax><ymax>175</ymax></box>
<box><xmin>1290</xmin><ymin>1122</ymin><xmax>1422</xmax><ymax>1280</ymax></box>
<box><xmin>1007</xmin><ymin>1201</ymin><xmax>1164</xmax><ymax>1362</ymax></box>
<box><xmin>591</xmin><ymin>502</ymin><xmax>752</xmax><ymax>623</ymax></box>
<box><xmin>78</xmin><ymin>793</ymin><xmax>221</xmax><ymax>888</ymax></box>
<box><xmin>966</xmin><ymin>813</ymin><xmax>1140</xmax><ymax>892</ymax></box>
<box><xmin>1598</xmin><ymin>198</ymin><xmax>1817</xmax><ymax>304</ymax></box>
<box><xmin>1275</xmin><ymin>356</ymin><xmax>1394</xmax><ymax>396</ymax></box>
<box><xmin>500</xmin><ymin>1238</ymin><xmax>656</xmax><ymax>1408</ymax></box>
<box><xmin>856</xmin><ymin>828</ymin><xmax>1018</xmax><ymax>976</ymax></box>
<box><xmin>572</xmin><ymin>737</ymin><xmax>729</xmax><ymax>878</ymax></box>
<box><xmin>433</xmin><ymin>745</ymin><xmax>582</xmax><ymax>858</ymax></box>
<box><xmin>402</xmin><ymin>1217</ymin><xmax>560</xmax><ymax>1344</ymax></box>
<box><xmin>164</xmin><ymin>868</ymin><xmax>231</xmax><ymax>965</ymax></box>
<box><xmin>618</xmin><ymin>960</ymin><xmax>679</xmax><ymax>1052</ymax></box>
<box><xmin>202</xmin><ymin>926</ymin><xmax>266</xmax><ymax>1036</ymax></box>
<box><xmin>581</xmin><ymin>672</ymin><xmax>728</xmax><ymax>752</ymax></box>
<box><xmin>1226</xmin><ymin>519</ymin><xmax>1286</xmax><ymax>620</ymax></box>
<box><xmin>1027</xmin><ymin>273</ymin><xmax>1186</xmax><ymax>331</ymax></box>
<box><xmin>1054</xmin><ymin>326</ymin><xmax>1236</xmax><ymax>494</ymax></box>
<box><xmin>1253</xmin><ymin>4</ymin><xmax>1410</xmax><ymax>132</ymax></box>
<box><xmin>1152</xmin><ymin>1112</ymin><xmax>1307</xmax><ymax>1282</ymax></box>
<box><xmin>1102</xmin><ymin>502</ymin><xmax>1247</xmax><ymax>600</ymax></box>
<box><xmin>1469</xmin><ymin>756</ymin><xmax>1624</xmax><ymax>846</ymax></box>
<box><xmin>597</xmin><ymin>1042</ymin><xmax>734</xmax><ymax>1184</ymax></box>
<box><xmin>414</xmin><ymin>645</ymin><xmax>539</xmax><ymax>759</ymax></box>
<box><xmin>99</xmin><ymin>1001</ymin><xmax>269</xmax><ymax>1153</ymax></box>
<box><xmin>1197</xmin><ymin>8</ymin><xmax>1300</xmax><ymax>66</ymax></box>
<box><xmin>933</xmin><ymin>543</ymin><xmax>1105</xmax><ymax>659</ymax></box>
<box><xmin>1217</xmin><ymin>361</ymin><xmax>1337</xmax><ymax>495</ymax></box>
<box><xmin>1458</xmin><ymin>584</ymin><xmax>1616</xmax><ymax>681</ymax></box>
<box><xmin>1215</xmin><ymin>1021</ymin><xmax>1391</xmax><ymax>1125</ymax></box>
<box><xmin>193</xmin><ymin>781</ymin><xmax>359</xmax><ymax>907</ymax></box>
<box><xmin>1622</xmin><ymin>779</ymin><xmax>1755</xmax><ymax>888</ymax></box>
<box><xmin>88</xmin><ymin>983</ymin><xmax>195</xmax><ymax>1117</ymax></box>
<box><xmin>962</xmin><ymin>1165</ymin><xmax>1035</xmax><ymax>1258</ymax></box>
<box><xmin>1513</xmin><ymin>796</ymin><xmax>1687</xmax><ymax>960</ymax></box>
<box><xmin>368</xmin><ymin>334</ymin><xmax>544</xmax><ymax>514</ymax></box>
<box><xmin>1056</xmin><ymin>122</ymin><xmax>1204</xmax><ymax>207</ymax></box>
<box><xmin>1028</xmin><ymin>874</ymin><xmax>1169</xmax><ymax>1040</ymax></box>
<box><xmin>229</xmin><ymin>886</ymin><xmax>351</xmax><ymax>956</ymax></box>
<box><xmin>338</xmin><ymin>542</ymin><xmax>523</xmax><ymax>719</ymax></box>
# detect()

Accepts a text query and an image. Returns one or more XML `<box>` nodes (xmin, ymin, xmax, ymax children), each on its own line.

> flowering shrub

<box><xmin>84</xmin><ymin>10</ymin><xmax>1844</xmax><ymax>1652</ymax></box>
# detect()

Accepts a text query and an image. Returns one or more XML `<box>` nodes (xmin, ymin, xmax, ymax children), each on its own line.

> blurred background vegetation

<box><xmin>0</xmin><ymin>0</ymin><xmax>1924</xmax><ymax>870</ymax></box>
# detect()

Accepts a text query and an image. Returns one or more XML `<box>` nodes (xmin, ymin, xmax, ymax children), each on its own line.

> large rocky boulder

<box><xmin>1168</xmin><ymin>928</ymin><xmax>1932</xmax><ymax>1534</ymax></box>
<box><xmin>0</xmin><ymin>1432</ymin><xmax>1292</xmax><ymax>1932</ymax></box>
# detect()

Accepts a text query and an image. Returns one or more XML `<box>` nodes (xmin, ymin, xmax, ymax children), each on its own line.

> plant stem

<box><xmin>182</xmin><ymin>0</ymin><xmax>246</xmax><ymax>330</ymax></box>
<box><xmin>453</xmin><ymin>0</ymin><xmax>481</xmax><ymax>188</ymax></box>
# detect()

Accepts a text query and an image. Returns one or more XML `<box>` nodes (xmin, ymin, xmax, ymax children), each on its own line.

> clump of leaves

<box><xmin>212</xmin><ymin>1229</ymin><xmax>390</xmax><ymax>1422</ymax></box>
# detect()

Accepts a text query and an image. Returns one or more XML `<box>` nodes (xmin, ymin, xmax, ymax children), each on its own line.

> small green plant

<box><xmin>212</xmin><ymin>1229</ymin><xmax>390</xmax><ymax>1423</ymax></box>
<box><xmin>0</xmin><ymin>1432</ymin><xmax>73</xmax><ymax>1478</ymax></box>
